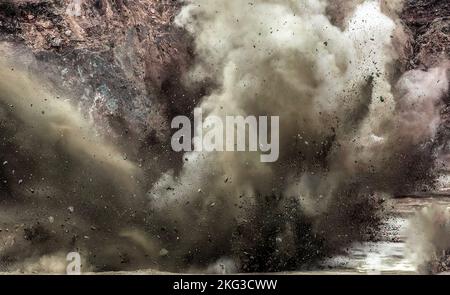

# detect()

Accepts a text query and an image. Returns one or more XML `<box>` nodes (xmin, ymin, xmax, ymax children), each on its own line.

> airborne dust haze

<box><xmin>0</xmin><ymin>0</ymin><xmax>449</xmax><ymax>273</ymax></box>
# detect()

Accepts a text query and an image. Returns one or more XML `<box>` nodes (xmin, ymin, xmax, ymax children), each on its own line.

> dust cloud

<box><xmin>148</xmin><ymin>0</ymin><xmax>448</xmax><ymax>272</ymax></box>
<box><xmin>0</xmin><ymin>0</ymin><xmax>448</xmax><ymax>273</ymax></box>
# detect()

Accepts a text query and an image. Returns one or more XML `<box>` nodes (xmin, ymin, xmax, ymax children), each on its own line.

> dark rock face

<box><xmin>0</xmin><ymin>0</ymin><xmax>207</xmax><ymax>176</ymax></box>
<box><xmin>401</xmin><ymin>1</ymin><xmax>450</xmax><ymax>172</ymax></box>
<box><xmin>1</xmin><ymin>0</ymin><xmax>447</xmax><ymax>141</ymax></box>
<box><xmin>402</xmin><ymin>0</ymin><xmax>450</xmax><ymax>25</ymax></box>
<box><xmin>0</xmin><ymin>2</ymin><xmax>211</xmax><ymax>272</ymax></box>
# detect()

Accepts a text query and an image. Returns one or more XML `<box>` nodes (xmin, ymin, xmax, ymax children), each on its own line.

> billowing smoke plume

<box><xmin>407</xmin><ymin>204</ymin><xmax>450</xmax><ymax>274</ymax></box>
